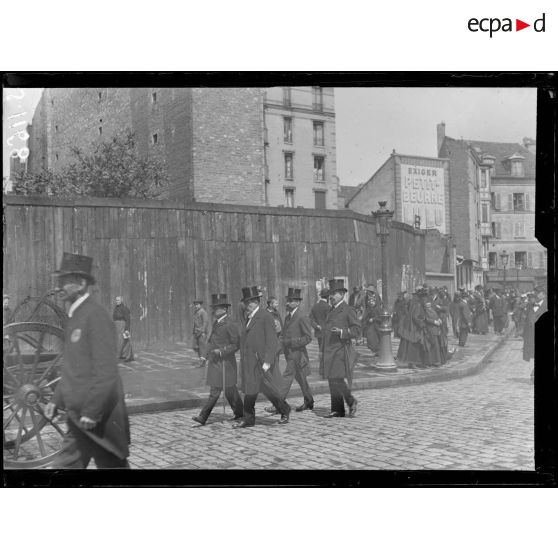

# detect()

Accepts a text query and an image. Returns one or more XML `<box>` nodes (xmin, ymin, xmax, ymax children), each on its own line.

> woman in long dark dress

<box><xmin>396</xmin><ymin>290</ymin><xmax>426</xmax><ymax>368</ymax></box>
<box><xmin>422</xmin><ymin>298</ymin><xmax>442</xmax><ymax>366</ymax></box>
<box><xmin>472</xmin><ymin>292</ymin><xmax>489</xmax><ymax>334</ymax></box>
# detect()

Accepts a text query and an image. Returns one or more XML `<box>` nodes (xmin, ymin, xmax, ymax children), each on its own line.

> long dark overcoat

<box><xmin>282</xmin><ymin>309</ymin><xmax>312</xmax><ymax>375</ymax></box>
<box><xmin>309</xmin><ymin>300</ymin><xmax>330</xmax><ymax>340</ymax></box>
<box><xmin>203</xmin><ymin>315</ymin><xmax>240</xmax><ymax>388</ymax></box>
<box><xmin>239</xmin><ymin>306</ymin><xmax>279</xmax><ymax>395</ymax></box>
<box><xmin>53</xmin><ymin>297</ymin><xmax>130</xmax><ymax>460</ymax></box>
<box><xmin>322</xmin><ymin>301</ymin><xmax>361</xmax><ymax>379</ymax></box>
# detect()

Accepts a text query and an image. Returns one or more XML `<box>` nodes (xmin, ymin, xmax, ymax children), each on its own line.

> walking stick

<box><xmin>222</xmin><ymin>356</ymin><xmax>226</xmax><ymax>415</ymax></box>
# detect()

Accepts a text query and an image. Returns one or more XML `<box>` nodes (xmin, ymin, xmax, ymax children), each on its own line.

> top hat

<box><xmin>286</xmin><ymin>287</ymin><xmax>303</xmax><ymax>300</ymax></box>
<box><xmin>241</xmin><ymin>285</ymin><xmax>262</xmax><ymax>303</ymax></box>
<box><xmin>54</xmin><ymin>252</ymin><xmax>96</xmax><ymax>284</ymax></box>
<box><xmin>328</xmin><ymin>279</ymin><xmax>347</xmax><ymax>293</ymax></box>
<box><xmin>210</xmin><ymin>293</ymin><xmax>230</xmax><ymax>307</ymax></box>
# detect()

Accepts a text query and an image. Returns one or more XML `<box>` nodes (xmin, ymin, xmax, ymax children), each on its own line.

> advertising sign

<box><xmin>400</xmin><ymin>164</ymin><xmax>446</xmax><ymax>234</ymax></box>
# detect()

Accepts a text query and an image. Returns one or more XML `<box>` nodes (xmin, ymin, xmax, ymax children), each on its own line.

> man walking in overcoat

<box><xmin>322</xmin><ymin>279</ymin><xmax>360</xmax><ymax>418</ymax></box>
<box><xmin>234</xmin><ymin>286</ymin><xmax>291</xmax><ymax>428</ymax></box>
<box><xmin>279</xmin><ymin>287</ymin><xmax>314</xmax><ymax>412</ymax></box>
<box><xmin>490</xmin><ymin>289</ymin><xmax>506</xmax><ymax>334</ymax></box>
<box><xmin>46</xmin><ymin>252</ymin><xmax>130</xmax><ymax>468</ymax></box>
<box><xmin>309</xmin><ymin>289</ymin><xmax>330</xmax><ymax>377</ymax></box>
<box><xmin>456</xmin><ymin>290</ymin><xmax>473</xmax><ymax>347</ymax></box>
<box><xmin>192</xmin><ymin>299</ymin><xmax>210</xmax><ymax>366</ymax></box>
<box><xmin>193</xmin><ymin>294</ymin><xmax>244</xmax><ymax>425</ymax></box>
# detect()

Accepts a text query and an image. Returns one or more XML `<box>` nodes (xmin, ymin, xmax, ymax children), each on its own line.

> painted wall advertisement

<box><xmin>400</xmin><ymin>164</ymin><xmax>446</xmax><ymax>234</ymax></box>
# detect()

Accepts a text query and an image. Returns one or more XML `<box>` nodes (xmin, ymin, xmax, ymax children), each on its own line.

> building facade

<box><xmin>25</xmin><ymin>87</ymin><xmax>339</xmax><ymax>209</ymax></box>
<box><xmin>438</xmin><ymin>123</ymin><xmax>544</xmax><ymax>290</ymax></box>
<box><xmin>346</xmin><ymin>152</ymin><xmax>451</xmax><ymax>234</ymax></box>
<box><xmin>263</xmin><ymin>86</ymin><xmax>339</xmax><ymax>209</ymax></box>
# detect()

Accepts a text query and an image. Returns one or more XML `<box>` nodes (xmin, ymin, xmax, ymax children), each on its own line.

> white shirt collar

<box><xmin>248</xmin><ymin>305</ymin><xmax>260</xmax><ymax>320</ymax></box>
<box><xmin>68</xmin><ymin>292</ymin><xmax>90</xmax><ymax>318</ymax></box>
<box><xmin>217</xmin><ymin>314</ymin><xmax>227</xmax><ymax>323</ymax></box>
<box><xmin>333</xmin><ymin>300</ymin><xmax>344</xmax><ymax>309</ymax></box>
<box><xmin>289</xmin><ymin>306</ymin><xmax>299</xmax><ymax>317</ymax></box>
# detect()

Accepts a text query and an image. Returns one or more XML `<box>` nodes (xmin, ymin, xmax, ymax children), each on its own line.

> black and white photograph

<box><xmin>2</xmin><ymin>76</ymin><xmax>555</xmax><ymax>483</ymax></box>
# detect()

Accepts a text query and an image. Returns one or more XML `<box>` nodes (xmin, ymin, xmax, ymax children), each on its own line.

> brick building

<box><xmin>26</xmin><ymin>87</ymin><xmax>339</xmax><ymax>208</ymax></box>
<box><xmin>263</xmin><ymin>86</ymin><xmax>339</xmax><ymax>209</ymax></box>
<box><xmin>26</xmin><ymin>88</ymin><xmax>266</xmax><ymax>205</ymax></box>
<box><xmin>437</xmin><ymin>123</ymin><xmax>544</xmax><ymax>290</ymax></box>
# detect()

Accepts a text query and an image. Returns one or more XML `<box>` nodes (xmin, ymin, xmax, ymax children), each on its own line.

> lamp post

<box><xmin>372</xmin><ymin>201</ymin><xmax>397</xmax><ymax>371</ymax></box>
<box><xmin>500</xmin><ymin>250</ymin><xmax>509</xmax><ymax>291</ymax></box>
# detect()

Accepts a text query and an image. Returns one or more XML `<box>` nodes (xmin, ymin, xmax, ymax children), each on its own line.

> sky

<box><xmin>3</xmin><ymin>87</ymin><xmax>537</xmax><ymax>187</ymax></box>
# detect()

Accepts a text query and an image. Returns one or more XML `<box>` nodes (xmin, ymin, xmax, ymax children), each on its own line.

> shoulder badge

<box><xmin>70</xmin><ymin>328</ymin><xmax>82</xmax><ymax>343</ymax></box>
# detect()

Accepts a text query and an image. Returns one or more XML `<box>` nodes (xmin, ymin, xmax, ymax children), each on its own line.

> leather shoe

<box><xmin>295</xmin><ymin>403</ymin><xmax>314</xmax><ymax>412</ymax></box>
<box><xmin>348</xmin><ymin>399</ymin><xmax>358</xmax><ymax>417</ymax></box>
<box><xmin>326</xmin><ymin>411</ymin><xmax>345</xmax><ymax>418</ymax></box>
<box><xmin>264</xmin><ymin>406</ymin><xmax>279</xmax><ymax>414</ymax></box>
<box><xmin>232</xmin><ymin>420</ymin><xmax>255</xmax><ymax>429</ymax></box>
<box><xmin>228</xmin><ymin>416</ymin><xmax>243</xmax><ymax>421</ymax></box>
<box><xmin>192</xmin><ymin>416</ymin><xmax>206</xmax><ymax>426</ymax></box>
<box><xmin>277</xmin><ymin>405</ymin><xmax>291</xmax><ymax>424</ymax></box>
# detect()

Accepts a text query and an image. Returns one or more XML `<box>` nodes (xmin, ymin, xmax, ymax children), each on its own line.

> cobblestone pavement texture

<box><xmin>127</xmin><ymin>336</ymin><xmax>534</xmax><ymax>470</ymax></box>
<box><xmin>119</xmin><ymin>324</ymin><xmax>514</xmax><ymax>411</ymax></box>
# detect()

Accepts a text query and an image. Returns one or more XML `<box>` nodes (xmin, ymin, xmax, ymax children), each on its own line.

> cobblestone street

<box><xmin>128</xmin><ymin>336</ymin><xmax>534</xmax><ymax>470</ymax></box>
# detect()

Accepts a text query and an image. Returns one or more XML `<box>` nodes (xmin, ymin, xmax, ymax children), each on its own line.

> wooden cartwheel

<box><xmin>3</xmin><ymin>322</ymin><xmax>67</xmax><ymax>469</ymax></box>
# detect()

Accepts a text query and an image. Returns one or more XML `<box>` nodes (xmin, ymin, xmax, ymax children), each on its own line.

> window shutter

<box><xmin>496</xmin><ymin>222</ymin><xmax>501</xmax><ymax>238</ymax></box>
<box><xmin>525</xmin><ymin>193</ymin><xmax>530</xmax><ymax>211</ymax></box>
<box><xmin>513</xmin><ymin>222</ymin><xmax>518</xmax><ymax>237</ymax></box>
<box><xmin>527</xmin><ymin>252</ymin><xmax>533</xmax><ymax>268</ymax></box>
<box><xmin>495</xmin><ymin>193</ymin><xmax>501</xmax><ymax>210</ymax></box>
<box><xmin>508</xmin><ymin>193</ymin><xmax>513</xmax><ymax>211</ymax></box>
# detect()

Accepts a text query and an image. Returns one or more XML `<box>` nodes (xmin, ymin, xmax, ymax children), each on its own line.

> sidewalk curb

<box><xmin>126</xmin><ymin>327</ymin><xmax>514</xmax><ymax>415</ymax></box>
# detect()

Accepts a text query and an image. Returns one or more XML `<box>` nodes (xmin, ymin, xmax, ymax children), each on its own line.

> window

<box><xmin>480</xmin><ymin>169</ymin><xmax>489</xmax><ymax>189</ymax></box>
<box><xmin>98</xmin><ymin>126</ymin><xmax>103</xmax><ymax>135</ymax></box>
<box><xmin>313</xmin><ymin>156</ymin><xmax>325</xmax><ymax>181</ymax></box>
<box><xmin>152</xmin><ymin>133</ymin><xmax>158</xmax><ymax>145</ymax></box>
<box><xmin>285</xmin><ymin>188</ymin><xmax>294</xmax><ymax>208</ymax></box>
<box><xmin>283</xmin><ymin>87</ymin><xmax>291</xmax><ymax>107</ymax></box>
<box><xmin>313</xmin><ymin>121</ymin><xmax>324</xmax><ymax>146</ymax></box>
<box><xmin>491</xmin><ymin>222</ymin><xmax>501</xmax><ymax>238</ymax></box>
<box><xmin>488</xmin><ymin>252</ymin><xmax>497</xmax><ymax>269</ymax></box>
<box><xmin>490</xmin><ymin>192</ymin><xmax>500</xmax><ymax>210</ymax></box>
<box><xmin>284</xmin><ymin>152</ymin><xmax>293</xmax><ymax>179</ymax></box>
<box><xmin>511</xmin><ymin>160</ymin><xmax>524</xmax><ymax>177</ymax></box>
<box><xmin>513</xmin><ymin>222</ymin><xmax>525</xmax><ymax>238</ymax></box>
<box><xmin>312</xmin><ymin>86</ymin><xmax>323</xmax><ymax>111</ymax></box>
<box><xmin>481</xmin><ymin>203</ymin><xmax>489</xmax><ymax>223</ymax></box>
<box><xmin>152</xmin><ymin>91</ymin><xmax>157</xmax><ymax>103</ymax></box>
<box><xmin>515</xmin><ymin>252</ymin><xmax>527</xmax><ymax>268</ymax></box>
<box><xmin>314</xmin><ymin>191</ymin><xmax>326</xmax><ymax>209</ymax></box>
<box><xmin>283</xmin><ymin>117</ymin><xmax>292</xmax><ymax>143</ymax></box>
<box><xmin>513</xmin><ymin>193</ymin><xmax>525</xmax><ymax>211</ymax></box>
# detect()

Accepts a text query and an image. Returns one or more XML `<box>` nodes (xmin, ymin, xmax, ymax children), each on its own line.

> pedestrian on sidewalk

<box><xmin>472</xmin><ymin>290</ymin><xmax>489</xmax><ymax>335</ymax></box>
<box><xmin>277</xmin><ymin>287</ymin><xmax>314</xmax><ymax>412</ymax></box>
<box><xmin>113</xmin><ymin>296</ymin><xmax>134</xmax><ymax>362</ymax></box>
<box><xmin>490</xmin><ymin>289</ymin><xmax>506</xmax><ymax>335</ymax></box>
<box><xmin>392</xmin><ymin>291</ymin><xmax>407</xmax><ymax>339</ymax></box>
<box><xmin>513</xmin><ymin>294</ymin><xmax>527</xmax><ymax>337</ymax></box>
<box><xmin>321</xmin><ymin>279</ymin><xmax>360</xmax><ymax>418</ymax></box>
<box><xmin>432</xmin><ymin>287</ymin><xmax>452</xmax><ymax>363</ymax></box>
<box><xmin>192</xmin><ymin>299</ymin><xmax>210</xmax><ymax>366</ymax></box>
<box><xmin>309</xmin><ymin>289</ymin><xmax>330</xmax><ymax>377</ymax></box>
<box><xmin>360</xmin><ymin>284</ymin><xmax>381</xmax><ymax>356</ymax></box>
<box><xmin>396</xmin><ymin>290</ymin><xmax>426</xmax><ymax>369</ymax></box>
<box><xmin>421</xmin><ymin>295</ymin><xmax>443</xmax><ymax>367</ymax></box>
<box><xmin>234</xmin><ymin>286</ymin><xmax>291</xmax><ymax>428</ymax></box>
<box><xmin>192</xmin><ymin>294</ymin><xmax>244</xmax><ymax>426</ymax></box>
<box><xmin>456</xmin><ymin>290</ymin><xmax>473</xmax><ymax>347</ymax></box>
<box><xmin>46</xmin><ymin>252</ymin><xmax>130</xmax><ymax>469</ymax></box>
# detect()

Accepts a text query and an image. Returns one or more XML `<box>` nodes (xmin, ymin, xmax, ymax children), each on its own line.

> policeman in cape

<box><xmin>192</xmin><ymin>293</ymin><xmax>244</xmax><ymax>426</ymax></box>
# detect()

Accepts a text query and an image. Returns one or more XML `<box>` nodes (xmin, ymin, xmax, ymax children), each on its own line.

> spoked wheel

<box><xmin>3</xmin><ymin>322</ymin><xmax>67</xmax><ymax>469</ymax></box>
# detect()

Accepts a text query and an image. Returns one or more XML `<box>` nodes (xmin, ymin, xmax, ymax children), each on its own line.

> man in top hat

<box><xmin>309</xmin><ymin>289</ymin><xmax>330</xmax><ymax>377</ymax></box>
<box><xmin>192</xmin><ymin>299</ymin><xmax>210</xmax><ymax>366</ymax></box>
<box><xmin>45</xmin><ymin>252</ymin><xmax>130</xmax><ymax>468</ymax></box>
<box><xmin>234</xmin><ymin>286</ymin><xmax>291</xmax><ymax>428</ymax></box>
<box><xmin>277</xmin><ymin>287</ymin><xmax>314</xmax><ymax>412</ymax></box>
<box><xmin>321</xmin><ymin>279</ymin><xmax>360</xmax><ymax>417</ymax></box>
<box><xmin>192</xmin><ymin>294</ymin><xmax>244</xmax><ymax>426</ymax></box>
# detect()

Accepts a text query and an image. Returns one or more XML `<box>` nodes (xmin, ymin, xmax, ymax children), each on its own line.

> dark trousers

<box><xmin>493</xmin><ymin>315</ymin><xmax>505</xmax><ymax>333</ymax></box>
<box><xmin>317</xmin><ymin>336</ymin><xmax>325</xmax><ymax>377</ymax></box>
<box><xmin>281</xmin><ymin>359</ymin><xmax>314</xmax><ymax>407</ymax></box>
<box><xmin>458</xmin><ymin>326</ymin><xmax>469</xmax><ymax>347</ymax></box>
<box><xmin>328</xmin><ymin>378</ymin><xmax>355</xmax><ymax>415</ymax></box>
<box><xmin>242</xmin><ymin>372</ymin><xmax>291</xmax><ymax>425</ymax></box>
<box><xmin>193</xmin><ymin>333</ymin><xmax>207</xmax><ymax>357</ymax></box>
<box><xmin>52</xmin><ymin>421</ymin><xmax>129</xmax><ymax>469</ymax></box>
<box><xmin>200</xmin><ymin>385</ymin><xmax>244</xmax><ymax>421</ymax></box>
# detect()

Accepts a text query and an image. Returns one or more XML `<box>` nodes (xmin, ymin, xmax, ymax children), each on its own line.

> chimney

<box><xmin>437</xmin><ymin>122</ymin><xmax>446</xmax><ymax>156</ymax></box>
<box><xmin>522</xmin><ymin>137</ymin><xmax>536</xmax><ymax>154</ymax></box>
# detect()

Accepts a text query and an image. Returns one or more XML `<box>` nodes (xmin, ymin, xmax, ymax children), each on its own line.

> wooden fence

<box><xmin>3</xmin><ymin>196</ymin><xmax>426</xmax><ymax>346</ymax></box>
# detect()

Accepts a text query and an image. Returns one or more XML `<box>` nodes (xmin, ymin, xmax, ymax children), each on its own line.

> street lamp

<box><xmin>500</xmin><ymin>250</ymin><xmax>509</xmax><ymax>290</ymax></box>
<box><xmin>372</xmin><ymin>201</ymin><xmax>397</xmax><ymax>371</ymax></box>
